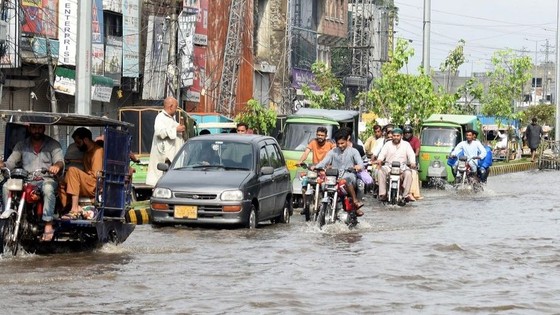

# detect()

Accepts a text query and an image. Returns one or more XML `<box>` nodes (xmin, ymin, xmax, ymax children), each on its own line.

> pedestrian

<box><xmin>146</xmin><ymin>97</ymin><xmax>185</xmax><ymax>186</ymax></box>
<box><xmin>525</xmin><ymin>117</ymin><xmax>543</xmax><ymax>163</ymax></box>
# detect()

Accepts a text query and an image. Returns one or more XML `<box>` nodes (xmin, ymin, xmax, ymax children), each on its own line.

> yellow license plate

<box><xmin>174</xmin><ymin>205</ymin><xmax>198</xmax><ymax>219</ymax></box>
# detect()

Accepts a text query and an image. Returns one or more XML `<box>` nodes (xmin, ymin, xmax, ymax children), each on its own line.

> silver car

<box><xmin>150</xmin><ymin>134</ymin><xmax>292</xmax><ymax>228</ymax></box>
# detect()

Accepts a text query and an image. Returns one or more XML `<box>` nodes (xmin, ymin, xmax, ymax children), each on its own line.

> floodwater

<box><xmin>1</xmin><ymin>170</ymin><xmax>559</xmax><ymax>314</ymax></box>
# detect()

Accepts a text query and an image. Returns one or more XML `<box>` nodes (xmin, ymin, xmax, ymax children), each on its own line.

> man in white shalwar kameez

<box><xmin>146</xmin><ymin>97</ymin><xmax>186</xmax><ymax>186</ymax></box>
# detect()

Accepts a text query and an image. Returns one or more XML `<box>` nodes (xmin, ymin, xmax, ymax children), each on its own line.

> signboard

<box><xmin>122</xmin><ymin>0</ymin><xmax>140</xmax><ymax>77</ymax></box>
<box><xmin>178</xmin><ymin>8</ymin><xmax>197</xmax><ymax>88</ymax></box>
<box><xmin>54</xmin><ymin>67</ymin><xmax>113</xmax><ymax>102</ymax></box>
<box><xmin>193</xmin><ymin>0</ymin><xmax>208</xmax><ymax>46</ymax></box>
<box><xmin>105</xmin><ymin>36</ymin><xmax>122</xmax><ymax>85</ymax></box>
<box><xmin>142</xmin><ymin>16</ymin><xmax>170</xmax><ymax>100</ymax></box>
<box><xmin>21</xmin><ymin>0</ymin><xmax>58</xmax><ymax>38</ymax></box>
<box><xmin>186</xmin><ymin>45</ymin><xmax>206</xmax><ymax>102</ymax></box>
<box><xmin>58</xmin><ymin>0</ymin><xmax>78</xmax><ymax>65</ymax></box>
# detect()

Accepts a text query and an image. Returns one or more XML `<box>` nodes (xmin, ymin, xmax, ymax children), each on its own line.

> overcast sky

<box><xmin>393</xmin><ymin>0</ymin><xmax>558</xmax><ymax>75</ymax></box>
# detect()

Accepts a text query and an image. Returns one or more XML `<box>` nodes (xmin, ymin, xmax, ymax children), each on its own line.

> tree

<box><xmin>439</xmin><ymin>39</ymin><xmax>466</xmax><ymax>93</ymax></box>
<box><xmin>480</xmin><ymin>49</ymin><xmax>533</xmax><ymax>121</ymax></box>
<box><xmin>301</xmin><ymin>62</ymin><xmax>346</xmax><ymax>109</ymax></box>
<box><xmin>361</xmin><ymin>38</ymin><xmax>458</xmax><ymax>131</ymax></box>
<box><xmin>235</xmin><ymin>99</ymin><xmax>277</xmax><ymax>135</ymax></box>
<box><xmin>521</xmin><ymin>104</ymin><xmax>555</xmax><ymax>126</ymax></box>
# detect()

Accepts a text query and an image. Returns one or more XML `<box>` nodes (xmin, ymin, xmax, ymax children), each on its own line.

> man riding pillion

<box><xmin>310</xmin><ymin>128</ymin><xmax>365</xmax><ymax>216</ymax></box>
<box><xmin>376</xmin><ymin>128</ymin><xmax>417</xmax><ymax>202</ymax></box>
<box><xmin>449</xmin><ymin>129</ymin><xmax>487</xmax><ymax>178</ymax></box>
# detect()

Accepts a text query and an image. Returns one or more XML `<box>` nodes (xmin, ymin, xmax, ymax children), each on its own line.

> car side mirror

<box><xmin>157</xmin><ymin>162</ymin><xmax>169</xmax><ymax>172</ymax></box>
<box><xmin>261</xmin><ymin>166</ymin><xmax>274</xmax><ymax>175</ymax></box>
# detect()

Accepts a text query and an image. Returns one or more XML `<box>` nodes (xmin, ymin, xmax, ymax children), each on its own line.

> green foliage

<box><xmin>520</xmin><ymin>104</ymin><xmax>556</xmax><ymax>126</ymax></box>
<box><xmin>480</xmin><ymin>49</ymin><xmax>533</xmax><ymax>121</ymax></box>
<box><xmin>361</xmin><ymin>38</ymin><xmax>458</xmax><ymax>131</ymax></box>
<box><xmin>439</xmin><ymin>40</ymin><xmax>466</xmax><ymax>94</ymax></box>
<box><xmin>302</xmin><ymin>62</ymin><xmax>346</xmax><ymax>109</ymax></box>
<box><xmin>235</xmin><ymin>99</ymin><xmax>277</xmax><ymax>135</ymax></box>
<box><xmin>456</xmin><ymin>77</ymin><xmax>484</xmax><ymax>114</ymax></box>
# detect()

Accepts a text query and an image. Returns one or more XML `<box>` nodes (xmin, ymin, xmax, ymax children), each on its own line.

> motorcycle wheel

<box><xmin>390</xmin><ymin>188</ymin><xmax>398</xmax><ymax>205</ymax></box>
<box><xmin>303</xmin><ymin>205</ymin><xmax>311</xmax><ymax>222</ymax></box>
<box><xmin>317</xmin><ymin>203</ymin><xmax>327</xmax><ymax>229</ymax></box>
<box><xmin>1</xmin><ymin>214</ymin><xmax>19</xmax><ymax>256</ymax></box>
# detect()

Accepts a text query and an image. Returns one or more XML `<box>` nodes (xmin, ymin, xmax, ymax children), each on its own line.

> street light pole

<box><xmin>554</xmin><ymin>0</ymin><xmax>560</xmax><ymax>141</ymax></box>
<box><xmin>534</xmin><ymin>40</ymin><xmax>538</xmax><ymax>105</ymax></box>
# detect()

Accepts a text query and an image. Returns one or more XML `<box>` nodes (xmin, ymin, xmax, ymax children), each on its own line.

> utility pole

<box><xmin>422</xmin><ymin>0</ymin><xmax>431</xmax><ymax>74</ymax></box>
<box><xmin>167</xmin><ymin>0</ymin><xmax>179</xmax><ymax>102</ymax></box>
<box><xmin>46</xmin><ymin>38</ymin><xmax>59</xmax><ymax>140</ymax></box>
<box><xmin>75</xmin><ymin>0</ymin><xmax>92</xmax><ymax>114</ymax></box>
<box><xmin>555</xmin><ymin>0</ymin><xmax>560</xmax><ymax>141</ymax></box>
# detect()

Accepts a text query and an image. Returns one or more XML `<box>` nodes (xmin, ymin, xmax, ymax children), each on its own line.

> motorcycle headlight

<box><xmin>221</xmin><ymin>190</ymin><xmax>243</xmax><ymax>201</ymax></box>
<box><xmin>390</xmin><ymin>167</ymin><xmax>401</xmax><ymax>175</ymax></box>
<box><xmin>307</xmin><ymin>171</ymin><xmax>317</xmax><ymax>179</ymax></box>
<box><xmin>431</xmin><ymin>160</ymin><xmax>441</xmax><ymax>168</ymax></box>
<box><xmin>325</xmin><ymin>176</ymin><xmax>337</xmax><ymax>185</ymax></box>
<box><xmin>152</xmin><ymin>187</ymin><xmax>172</xmax><ymax>199</ymax></box>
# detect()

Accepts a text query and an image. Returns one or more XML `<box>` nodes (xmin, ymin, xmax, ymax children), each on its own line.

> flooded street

<box><xmin>1</xmin><ymin>170</ymin><xmax>559</xmax><ymax>314</ymax></box>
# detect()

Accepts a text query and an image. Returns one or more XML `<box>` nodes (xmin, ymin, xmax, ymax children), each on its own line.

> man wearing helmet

<box><xmin>402</xmin><ymin>125</ymin><xmax>422</xmax><ymax>200</ymax></box>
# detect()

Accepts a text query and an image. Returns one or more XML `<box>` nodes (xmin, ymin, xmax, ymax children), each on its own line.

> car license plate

<box><xmin>174</xmin><ymin>205</ymin><xmax>197</xmax><ymax>219</ymax></box>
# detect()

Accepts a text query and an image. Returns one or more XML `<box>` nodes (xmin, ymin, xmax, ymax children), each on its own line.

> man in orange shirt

<box><xmin>297</xmin><ymin>127</ymin><xmax>335</xmax><ymax>165</ymax></box>
<box><xmin>60</xmin><ymin>127</ymin><xmax>104</xmax><ymax>218</ymax></box>
<box><xmin>297</xmin><ymin>127</ymin><xmax>335</xmax><ymax>216</ymax></box>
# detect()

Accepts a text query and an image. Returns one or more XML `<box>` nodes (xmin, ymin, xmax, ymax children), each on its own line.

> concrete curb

<box><xmin>489</xmin><ymin>162</ymin><xmax>537</xmax><ymax>176</ymax></box>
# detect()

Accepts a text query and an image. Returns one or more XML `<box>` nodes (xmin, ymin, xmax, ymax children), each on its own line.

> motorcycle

<box><xmin>454</xmin><ymin>156</ymin><xmax>483</xmax><ymax>192</ymax></box>
<box><xmin>384</xmin><ymin>161</ymin><xmax>407</xmax><ymax>206</ymax></box>
<box><xmin>297</xmin><ymin>163</ymin><xmax>321</xmax><ymax>222</ymax></box>
<box><xmin>315</xmin><ymin>167</ymin><xmax>360</xmax><ymax>229</ymax></box>
<box><xmin>0</xmin><ymin>167</ymin><xmax>60</xmax><ymax>255</ymax></box>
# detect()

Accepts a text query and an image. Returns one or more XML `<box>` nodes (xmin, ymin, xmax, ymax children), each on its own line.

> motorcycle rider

<box><xmin>0</xmin><ymin>124</ymin><xmax>64</xmax><ymax>241</ymax></box>
<box><xmin>449</xmin><ymin>129</ymin><xmax>487</xmax><ymax>178</ymax></box>
<box><xmin>311</xmin><ymin>128</ymin><xmax>364</xmax><ymax>216</ymax></box>
<box><xmin>297</xmin><ymin>127</ymin><xmax>335</xmax><ymax>214</ymax></box>
<box><xmin>402</xmin><ymin>125</ymin><xmax>423</xmax><ymax>200</ymax></box>
<box><xmin>376</xmin><ymin>128</ymin><xmax>417</xmax><ymax>202</ymax></box>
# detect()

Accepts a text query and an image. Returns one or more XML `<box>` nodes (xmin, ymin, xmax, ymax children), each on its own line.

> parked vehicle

<box><xmin>419</xmin><ymin>114</ymin><xmax>482</xmax><ymax>185</ymax></box>
<box><xmin>150</xmin><ymin>134</ymin><xmax>292</xmax><ymax>228</ymax></box>
<box><xmin>0</xmin><ymin>111</ymin><xmax>136</xmax><ymax>255</ymax></box>
<box><xmin>315</xmin><ymin>167</ymin><xmax>360</xmax><ymax>229</ymax></box>
<box><xmin>278</xmin><ymin>108</ymin><xmax>359</xmax><ymax>207</ymax></box>
<box><xmin>118</xmin><ymin>106</ymin><xmax>197</xmax><ymax>201</ymax></box>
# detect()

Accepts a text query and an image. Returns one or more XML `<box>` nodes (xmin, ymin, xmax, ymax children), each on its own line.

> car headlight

<box><xmin>152</xmin><ymin>187</ymin><xmax>172</xmax><ymax>199</ymax></box>
<box><xmin>221</xmin><ymin>190</ymin><xmax>243</xmax><ymax>201</ymax></box>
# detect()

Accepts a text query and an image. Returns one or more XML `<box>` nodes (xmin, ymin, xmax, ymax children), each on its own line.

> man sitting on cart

<box><xmin>59</xmin><ymin>127</ymin><xmax>103</xmax><ymax>219</ymax></box>
<box><xmin>0</xmin><ymin>124</ymin><xmax>64</xmax><ymax>241</ymax></box>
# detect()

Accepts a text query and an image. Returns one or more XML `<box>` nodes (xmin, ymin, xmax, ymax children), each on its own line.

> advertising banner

<box><xmin>178</xmin><ymin>7</ymin><xmax>197</xmax><ymax>88</ymax></box>
<box><xmin>142</xmin><ymin>16</ymin><xmax>170</xmax><ymax>100</ymax></box>
<box><xmin>58</xmin><ymin>0</ymin><xmax>77</xmax><ymax>65</ymax></box>
<box><xmin>122</xmin><ymin>0</ymin><xmax>140</xmax><ymax>77</ymax></box>
<box><xmin>102</xmin><ymin>0</ymin><xmax>122</xmax><ymax>13</ymax></box>
<box><xmin>105</xmin><ymin>36</ymin><xmax>123</xmax><ymax>86</ymax></box>
<box><xmin>91</xmin><ymin>0</ymin><xmax>105</xmax><ymax>75</ymax></box>
<box><xmin>186</xmin><ymin>45</ymin><xmax>206</xmax><ymax>102</ymax></box>
<box><xmin>193</xmin><ymin>0</ymin><xmax>208</xmax><ymax>46</ymax></box>
<box><xmin>54</xmin><ymin>67</ymin><xmax>113</xmax><ymax>102</ymax></box>
<box><xmin>21</xmin><ymin>0</ymin><xmax>58</xmax><ymax>38</ymax></box>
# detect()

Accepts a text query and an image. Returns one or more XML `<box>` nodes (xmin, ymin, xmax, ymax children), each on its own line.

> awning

<box><xmin>53</xmin><ymin>67</ymin><xmax>114</xmax><ymax>102</ymax></box>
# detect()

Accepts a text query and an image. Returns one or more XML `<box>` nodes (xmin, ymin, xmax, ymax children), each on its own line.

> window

<box><xmin>265</xmin><ymin>144</ymin><xmax>282</xmax><ymax>169</ymax></box>
<box><xmin>104</xmin><ymin>11</ymin><xmax>123</xmax><ymax>37</ymax></box>
<box><xmin>259</xmin><ymin>147</ymin><xmax>269</xmax><ymax>169</ymax></box>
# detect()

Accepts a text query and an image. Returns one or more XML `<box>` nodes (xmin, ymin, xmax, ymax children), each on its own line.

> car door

<box><xmin>265</xmin><ymin>141</ymin><xmax>290</xmax><ymax>212</ymax></box>
<box><xmin>257</xmin><ymin>143</ymin><xmax>275</xmax><ymax>219</ymax></box>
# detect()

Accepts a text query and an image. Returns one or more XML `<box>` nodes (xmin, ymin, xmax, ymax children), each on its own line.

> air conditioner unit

<box><xmin>0</xmin><ymin>21</ymin><xmax>7</xmax><ymax>43</ymax></box>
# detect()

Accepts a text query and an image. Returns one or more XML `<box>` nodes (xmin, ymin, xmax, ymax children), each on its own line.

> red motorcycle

<box><xmin>315</xmin><ymin>167</ymin><xmax>359</xmax><ymax>229</ymax></box>
<box><xmin>0</xmin><ymin>167</ymin><xmax>53</xmax><ymax>255</ymax></box>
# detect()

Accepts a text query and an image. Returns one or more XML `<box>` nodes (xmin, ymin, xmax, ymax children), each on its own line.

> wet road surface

<box><xmin>1</xmin><ymin>170</ymin><xmax>559</xmax><ymax>314</ymax></box>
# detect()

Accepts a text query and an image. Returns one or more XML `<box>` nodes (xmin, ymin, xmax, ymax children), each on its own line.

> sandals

<box><xmin>61</xmin><ymin>211</ymin><xmax>81</xmax><ymax>220</ymax></box>
<box><xmin>40</xmin><ymin>231</ymin><xmax>54</xmax><ymax>242</ymax></box>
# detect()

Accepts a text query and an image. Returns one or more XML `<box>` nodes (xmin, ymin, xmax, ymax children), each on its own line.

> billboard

<box><xmin>105</xmin><ymin>36</ymin><xmax>122</xmax><ymax>86</ymax></box>
<box><xmin>142</xmin><ymin>16</ymin><xmax>170</xmax><ymax>100</ymax></box>
<box><xmin>122</xmin><ymin>0</ymin><xmax>140</xmax><ymax>77</ymax></box>
<box><xmin>58</xmin><ymin>0</ymin><xmax>77</xmax><ymax>65</ymax></box>
<box><xmin>21</xmin><ymin>0</ymin><xmax>58</xmax><ymax>38</ymax></box>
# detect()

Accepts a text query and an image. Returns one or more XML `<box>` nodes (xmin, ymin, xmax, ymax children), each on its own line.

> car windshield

<box><xmin>172</xmin><ymin>140</ymin><xmax>253</xmax><ymax>170</ymax></box>
<box><xmin>281</xmin><ymin>124</ymin><xmax>335</xmax><ymax>151</ymax></box>
<box><xmin>421</xmin><ymin>127</ymin><xmax>459</xmax><ymax>147</ymax></box>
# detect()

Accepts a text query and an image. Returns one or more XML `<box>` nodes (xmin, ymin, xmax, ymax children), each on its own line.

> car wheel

<box><xmin>245</xmin><ymin>204</ymin><xmax>258</xmax><ymax>229</ymax></box>
<box><xmin>279</xmin><ymin>199</ymin><xmax>291</xmax><ymax>224</ymax></box>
